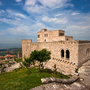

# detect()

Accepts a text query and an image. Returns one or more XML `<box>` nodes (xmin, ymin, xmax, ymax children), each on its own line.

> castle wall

<box><xmin>78</xmin><ymin>41</ymin><xmax>90</xmax><ymax>67</ymax></box>
<box><xmin>42</xmin><ymin>41</ymin><xmax>78</xmax><ymax>75</ymax></box>
<box><xmin>22</xmin><ymin>40</ymin><xmax>78</xmax><ymax>74</ymax></box>
<box><xmin>22</xmin><ymin>39</ymin><xmax>32</xmax><ymax>60</ymax></box>
<box><xmin>22</xmin><ymin>29</ymin><xmax>90</xmax><ymax>75</ymax></box>
<box><xmin>65</xmin><ymin>36</ymin><xmax>73</xmax><ymax>41</ymax></box>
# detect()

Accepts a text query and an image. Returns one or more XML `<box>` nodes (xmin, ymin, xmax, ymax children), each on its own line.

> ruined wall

<box><xmin>78</xmin><ymin>41</ymin><xmax>90</xmax><ymax>67</ymax></box>
<box><xmin>22</xmin><ymin>40</ymin><xmax>78</xmax><ymax>74</ymax></box>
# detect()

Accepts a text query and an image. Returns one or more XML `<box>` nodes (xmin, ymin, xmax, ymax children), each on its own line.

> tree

<box><xmin>30</xmin><ymin>49</ymin><xmax>51</xmax><ymax>72</ymax></box>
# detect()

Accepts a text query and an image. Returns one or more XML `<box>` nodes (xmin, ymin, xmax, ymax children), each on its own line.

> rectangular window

<box><xmin>59</xmin><ymin>33</ymin><xmax>64</xmax><ymax>36</ymax></box>
<box><xmin>44</xmin><ymin>34</ymin><xmax>48</xmax><ymax>37</ymax></box>
<box><xmin>38</xmin><ymin>35</ymin><xmax>40</xmax><ymax>38</ymax></box>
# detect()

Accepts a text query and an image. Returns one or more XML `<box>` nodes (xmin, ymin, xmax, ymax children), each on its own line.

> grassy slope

<box><xmin>0</xmin><ymin>68</ymin><xmax>69</xmax><ymax>90</ymax></box>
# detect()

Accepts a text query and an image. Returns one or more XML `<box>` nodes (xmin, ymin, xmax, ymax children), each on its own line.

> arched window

<box><xmin>66</xmin><ymin>50</ymin><xmax>69</xmax><ymax>58</ymax></box>
<box><xmin>61</xmin><ymin>49</ymin><xmax>64</xmax><ymax>58</ymax></box>
<box><xmin>86</xmin><ymin>48</ymin><xmax>90</xmax><ymax>56</ymax></box>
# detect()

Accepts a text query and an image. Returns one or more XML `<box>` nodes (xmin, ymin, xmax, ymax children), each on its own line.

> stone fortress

<box><xmin>22</xmin><ymin>29</ymin><xmax>90</xmax><ymax>75</ymax></box>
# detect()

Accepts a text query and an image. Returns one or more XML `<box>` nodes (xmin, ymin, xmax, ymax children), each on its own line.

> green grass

<box><xmin>68</xmin><ymin>74</ymin><xmax>73</xmax><ymax>77</ymax></box>
<box><xmin>0</xmin><ymin>68</ymin><xmax>69</xmax><ymax>90</ymax></box>
<box><xmin>0</xmin><ymin>67</ymin><xmax>2</xmax><ymax>69</ymax></box>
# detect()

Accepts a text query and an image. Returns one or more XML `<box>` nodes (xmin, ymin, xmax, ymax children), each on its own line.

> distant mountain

<box><xmin>0</xmin><ymin>44</ymin><xmax>21</xmax><ymax>49</ymax></box>
<box><xmin>0</xmin><ymin>49</ymin><xmax>7</xmax><ymax>51</ymax></box>
<box><xmin>0</xmin><ymin>48</ymin><xmax>22</xmax><ymax>56</ymax></box>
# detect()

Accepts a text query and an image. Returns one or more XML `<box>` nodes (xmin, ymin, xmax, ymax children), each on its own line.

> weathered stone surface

<box><xmin>30</xmin><ymin>82</ymin><xmax>90</xmax><ymax>90</ymax></box>
<box><xmin>4</xmin><ymin>62</ymin><xmax>21</xmax><ymax>72</ymax></box>
<box><xmin>41</xmin><ymin>75</ymin><xmax>78</xmax><ymax>84</ymax></box>
<box><xmin>22</xmin><ymin>29</ymin><xmax>90</xmax><ymax>75</ymax></box>
<box><xmin>79</xmin><ymin>60</ymin><xmax>90</xmax><ymax>84</ymax></box>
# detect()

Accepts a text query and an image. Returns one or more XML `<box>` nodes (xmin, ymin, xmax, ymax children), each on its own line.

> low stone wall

<box><xmin>41</xmin><ymin>75</ymin><xmax>78</xmax><ymax>84</ymax></box>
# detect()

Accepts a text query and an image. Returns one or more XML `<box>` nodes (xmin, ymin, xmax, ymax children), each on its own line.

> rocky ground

<box><xmin>30</xmin><ymin>81</ymin><xmax>90</xmax><ymax>90</ymax></box>
<box><xmin>30</xmin><ymin>60</ymin><xmax>90</xmax><ymax>90</ymax></box>
<box><xmin>0</xmin><ymin>62</ymin><xmax>21</xmax><ymax>73</ymax></box>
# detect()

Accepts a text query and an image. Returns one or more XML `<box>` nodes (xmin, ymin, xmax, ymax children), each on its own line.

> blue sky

<box><xmin>0</xmin><ymin>0</ymin><xmax>90</xmax><ymax>49</ymax></box>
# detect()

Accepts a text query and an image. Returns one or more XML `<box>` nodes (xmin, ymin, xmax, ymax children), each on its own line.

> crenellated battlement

<box><xmin>22</xmin><ymin>39</ymin><xmax>32</xmax><ymax>44</ymax></box>
<box><xmin>37</xmin><ymin>29</ymin><xmax>73</xmax><ymax>42</ymax></box>
<box><xmin>22</xmin><ymin>28</ymin><xmax>90</xmax><ymax>75</ymax></box>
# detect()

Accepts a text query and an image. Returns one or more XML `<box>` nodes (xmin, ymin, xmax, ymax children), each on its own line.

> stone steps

<box><xmin>30</xmin><ymin>82</ymin><xmax>90</xmax><ymax>90</ymax></box>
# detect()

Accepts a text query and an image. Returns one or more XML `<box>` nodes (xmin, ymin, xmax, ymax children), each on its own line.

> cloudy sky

<box><xmin>0</xmin><ymin>0</ymin><xmax>90</xmax><ymax>49</ymax></box>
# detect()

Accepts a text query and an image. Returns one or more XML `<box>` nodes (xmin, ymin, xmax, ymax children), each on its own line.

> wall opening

<box><xmin>61</xmin><ymin>49</ymin><xmax>64</xmax><ymax>58</ymax></box>
<box><xmin>59</xmin><ymin>33</ymin><xmax>64</xmax><ymax>36</ymax></box>
<box><xmin>66</xmin><ymin>50</ymin><xmax>69</xmax><ymax>58</ymax></box>
<box><xmin>66</xmin><ymin>38</ymin><xmax>68</xmax><ymax>41</ymax></box>
<box><xmin>44</xmin><ymin>34</ymin><xmax>48</xmax><ymax>37</ymax></box>
<box><xmin>37</xmin><ymin>35</ymin><xmax>40</xmax><ymax>38</ymax></box>
<box><xmin>86</xmin><ymin>48</ymin><xmax>90</xmax><ymax>56</ymax></box>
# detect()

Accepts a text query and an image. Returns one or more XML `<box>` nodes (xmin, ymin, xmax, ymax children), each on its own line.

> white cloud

<box><xmin>42</xmin><ymin>16</ymin><xmax>67</xmax><ymax>24</ymax></box>
<box><xmin>15</xmin><ymin>0</ymin><xmax>22</xmax><ymax>2</ymax></box>
<box><xmin>66</xmin><ymin>25</ymin><xmax>90</xmax><ymax>31</ymax></box>
<box><xmin>14</xmin><ymin>13</ymin><xmax>26</xmax><ymax>18</ymax></box>
<box><xmin>31</xmin><ymin>22</ymin><xmax>47</xmax><ymax>32</ymax></box>
<box><xmin>71</xmin><ymin>12</ymin><xmax>80</xmax><ymax>15</ymax></box>
<box><xmin>54</xmin><ymin>14</ymin><xmax>63</xmax><ymax>17</ymax></box>
<box><xmin>0</xmin><ymin>18</ymin><xmax>20</xmax><ymax>25</ymax></box>
<box><xmin>24</xmin><ymin>0</ymin><xmax>73</xmax><ymax>13</ymax></box>
<box><xmin>6</xmin><ymin>9</ymin><xmax>27</xmax><ymax>19</ymax></box>
<box><xmin>6</xmin><ymin>25</ymin><xmax>37</xmax><ymax>36</ymax></box>
<box><xmin>38</xmin><ymin>0</ymin><xmax>73</xmax><ymax>9</ymax></box>
<box><xmin>8</xmin><ymin>26</ymin><xmax>29</xmax><ymax>35</ymax></box>
<box><xmin>6</xmin><ymin>9</ymin><xmax>12</xmax><ymax>13</ymax></box>
<box><xmin>0</xmin><ymin>0</ymin><xmax>90</xmax><ymax>42</ymax></box>
<box><xmin>24</xmin><ymin>5</ymin><xmax>45</xmax><ymax>13</ymax></box>
<box><xmin>0</xmin><ymin>1</ymin><xmax>2</xmax><ymax>5</ymax></box>
<box><xmin>24</xmin><ymin>0</ymin><xmax>46</xmax><ymax>13</ymax></box>
<box><xmin>0</xmin><ymin>10</ymin><xmax>5</xmax><ymax>13</ymax></box>
<box><xmin>65</xmin><ymin>25</ymin><xmax>90</xmax><ymax>38</ymax></box>
<box><xmin>25</xmin><ymin>0</ymin><xmax>36</xmax><ymax>6</ymax></box>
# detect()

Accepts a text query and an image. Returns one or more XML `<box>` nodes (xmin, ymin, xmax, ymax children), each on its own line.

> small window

<box><xmin>44</xmin><ymin>39</ymin><xmax>46</xmax><ymax>42</ymax></box>
<box><xmin>38</xmin><ymin>35</ymin><xmax>40</xmax><ymax>38</ymax></box>
<box><xmin>66</xmin><ymin>50</ymin><xmax>70</xmax><ymax>58</ymax></box>
<box><xmin>44</xmin><ymin>29</ymin><xmax>47</xmax><ymax>31</ymax></box>
<box><xmin>44</xmin><ymin>34</ymin><xmax>48</xmax><ymax>37</ymax></box>
<box><xmin>66</xmin><ymin>38</ymin><xmax>68</xmax><ymax>40</ymax></box>
<box><xmin>61</xmin><ymin>49</ymin><xmax>64</xmax><ymax>58</ymax></box>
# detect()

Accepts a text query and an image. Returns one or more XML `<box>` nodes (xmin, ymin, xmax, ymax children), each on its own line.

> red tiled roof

<box><xmin>4</xmin><ymin>54</ymin><xmax>16</xmax><ymax>58</ymax></box>
<box><xmin>0</xmin><ymin>56</ymin><xmax>4</xmax><ymax>59</ymax></box>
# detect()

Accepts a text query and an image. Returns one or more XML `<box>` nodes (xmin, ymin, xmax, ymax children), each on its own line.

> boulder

<box><xmin>41</xmin><ymin>75</ymin><xmax>79</xmax><ymax>84</ymax></box>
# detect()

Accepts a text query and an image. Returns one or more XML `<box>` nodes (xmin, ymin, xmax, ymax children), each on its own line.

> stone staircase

<box><xmin>79</xmin><ymin>60</ymin><xmax>90</xmax><ymax>84</ymax></box>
